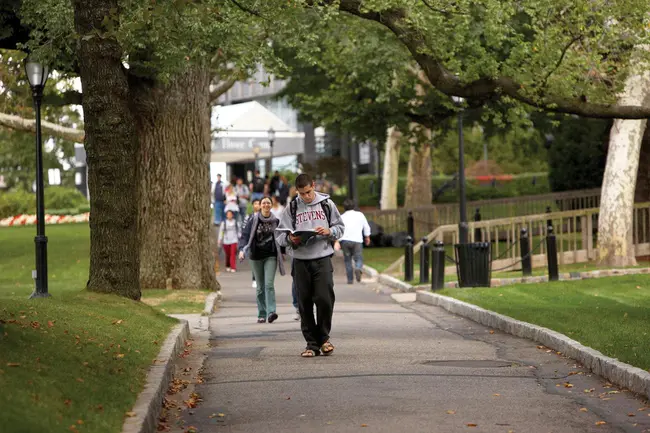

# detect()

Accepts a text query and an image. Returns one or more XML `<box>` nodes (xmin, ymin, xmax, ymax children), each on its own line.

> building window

<box><xmin>315</xmin><ymin>136</ymin><xmax>325</xmax><ymax>154</ymax></box>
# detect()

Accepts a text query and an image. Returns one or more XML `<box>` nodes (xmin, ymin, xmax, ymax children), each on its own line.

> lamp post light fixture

<box><xmin>267</xmin><ymin>127</ymin><xmax>275</xmax><ymax>173</ymax></box>
<box><xmin>24</xmin><ymin>59</ymin><xmax>50</xmax><ymax>298</ymax></box>
<box><xmin>451</xmin><ymin>95</ymin><xmax>468</xmax><ymax>245</ymax></box>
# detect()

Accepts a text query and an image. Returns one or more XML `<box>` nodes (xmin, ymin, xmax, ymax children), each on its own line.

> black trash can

<box><xmin>454</xmin><ymin>242</ymin><xmax>492</xmax><ymax>287</ymax></box>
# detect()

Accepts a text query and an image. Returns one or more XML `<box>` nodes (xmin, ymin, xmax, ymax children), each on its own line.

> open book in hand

<box><xmin>275</xmin><ymin>228</ymin><xmax>319</xmax><ymax>244</ymax></box>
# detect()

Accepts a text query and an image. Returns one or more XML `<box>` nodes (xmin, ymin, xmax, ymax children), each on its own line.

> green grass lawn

<box><xmin>438</xmin><ymin>276</ymin><xmax>650</xmax><ymax>371</ymax></box>
<box><xmin>0</xmin><ymin>224</ymin><xmax>204</xmax><ymax>433</ymax></box>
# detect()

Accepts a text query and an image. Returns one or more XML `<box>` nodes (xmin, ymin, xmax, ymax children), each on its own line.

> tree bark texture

<box><xmin>130</xmin><ymin>65</ymin><xmax>218</xmax><ymax>290</ymax></box>
<box><xmin>597</xmin><ymin>61</ymin><xmax>650</xmax><ymax>267</ymax></box>
<box><xmin>404</xmin><ymin>129</ymin><xmax>432</xmax><ymax>209</ymax></box>
<box><xmin>73</xmin><ymin>0</ymin><xmax>141</xmax><ymax>299</ymax></box>
<box><xmin>380</xmin><ymin>126</ymin><xmax>402</xmax><ymax>210</ymax></box>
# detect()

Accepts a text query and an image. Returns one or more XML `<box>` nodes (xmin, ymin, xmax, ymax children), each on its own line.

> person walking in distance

<box><xmin>250</xmin><ymin>170</ymin><xmax>266</xmax><ymax>202</ymax></box>
<box><xmin>234</xmin><ymin>177</ymin><xmax>250</xmax><ymax>225</ymax></box>
<box><xmin>218</xmin><ymin>210</ymin><xmax>241</xmax><ymax>273</ymax></box>
<box><xmin>275</xmin><ymin>173</ymin><xmax>345</xmax><ymax>358</ymax></box>
<box><xmin>239</xmin><ymin>199</ymin><xmax>262</xmax><ymax>288</ymax></box>
<box><xmin>239</xmin><ymin>197</ymin><xmax>286</xmax><ymax>323</ymax></box>
<box><xmin>338</xmin><ymin>199</ymin><xmax>371</xmax><ymax>284</ymax></box>
<box><xmin>213</xmin><ymin>174</ymin><xmax>225</xmax><ymax>225</ymax></box>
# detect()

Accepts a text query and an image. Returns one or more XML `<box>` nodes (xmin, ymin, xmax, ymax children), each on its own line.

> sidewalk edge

<box><xmin>121</xmin><ymin>320</ymin><xmax>190</xmax><ymax>433</ymax></box>
<box><xmin>202</xmin><ymin>292</ymin><xmax>220</xmax><ymax>316</ymax></box>
<box><xmin>416</xmin><ymin>290</ymin><xmax>650</xmax><ymax>400</ymax></box>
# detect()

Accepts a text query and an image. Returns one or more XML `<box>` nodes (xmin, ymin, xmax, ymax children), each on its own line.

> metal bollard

<box><xmin>431</xmin><ymin>240</ymin><xmax>445</xmax><ymax>291</ymax></box>
<box><xmin>520</xmin><ymin>228</ymin><xmax>532</xmax><ymax>277</ymax></box>
<box><xmin>419</xmin><ymin>237</ymin><xmax>430</xmax><ymax>284</ymax></box>
<box><xmin>546</xmin><ymin>226</ymin><xmax>559</xmax><ymax>281</ymax></box>
<box><xmin>404</xmin><ymin>236</ymin><xmax>414</xmax><ymax>282</ymax></box>
<box><xmin>407</xmin><ymin>211</ymin><xmax>414</xmax><ymax>241</ymax></box>
<box><xmin>473</xmin><ymin>208</ymin><xmax>482</xmax><ymax>242</ymax></box>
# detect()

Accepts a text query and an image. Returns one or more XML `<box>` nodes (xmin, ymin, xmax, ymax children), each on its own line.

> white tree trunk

<box><xmin>404</xmin><ymin>126</ymin><xmax>432</xmax><ymax>209</ymax></box>
<box><xmin>380</xmin><ymin>126</ymin><xmax>402</xmax><ymax>210</ymax></box>
<box><xmin>598</xmin><ymin>59</ymin><xmax>650</xmax><ymax>266</ymax></box>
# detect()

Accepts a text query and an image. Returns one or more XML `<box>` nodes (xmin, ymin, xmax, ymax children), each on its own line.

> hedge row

<box><xmin>0</xmin><ymin>187</ymin><xmax>89</xmax><ymax>219</ymax></box>
<box><xmin>330</xmin><ymin>174</ymin><xmax>551</xmax><ymax>208</ymax></box>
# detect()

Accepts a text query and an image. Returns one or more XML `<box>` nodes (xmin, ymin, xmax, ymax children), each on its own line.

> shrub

<box><xmin>44</xmin><ymin>186</ymin><xmax>88</xmax><ymax>210</ymax></box>
<box><xmin>0</xmin><ymin>190</ymin><xmax>37</xmax><ymax>218</ymax></box>
<box><xmin>0</xmin><ymin>187</ymin><xmax>88</xmax><ymax>218</ymax></box>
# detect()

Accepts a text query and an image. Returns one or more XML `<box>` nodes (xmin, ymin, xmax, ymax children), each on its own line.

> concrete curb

<box><xmin>362</xmin><ymin>265</ymin><xmax>379</xmax><ymax>279</ymax></box>
<box><xmin>416</xmin><ymin>290</ymin><xmax>650</xmax><ymax>400</ymax></box>
<box><xmin>378</xmin><ymin>273</ymin><xmax>415</xmax><ymax>292</ymax></box>
<box><xmin>202</xmin><ymin>292</ymin><xmax>220</xmax><ymax>316</ymax></box>
<box><xmin>121</xmin><ymin>320</ymin><xmax>190</xmax><ymax>433</ymax></box>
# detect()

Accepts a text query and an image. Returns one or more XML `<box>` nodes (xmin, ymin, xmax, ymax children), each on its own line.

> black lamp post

<box><xmin>24</xmin><ymin>59</ymin><xmax>50</xmax><ymax>299</ymax></box>
<box><xmin>267</xmin><ymin>127</ymin><xmax>275</xmax><ymax>173</ymax></box>
<box><xmin>253</xmin><ymin>145</ymin><xmax>260</xmax><ymax>172</ymax></box>
<box><xmin>452</xmin><ymin>95</ymin><xmax>468</xmax><ymax>244</ymax></box>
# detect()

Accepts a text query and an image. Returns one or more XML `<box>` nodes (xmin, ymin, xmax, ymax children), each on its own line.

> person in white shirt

<box><xmin>338</xmin><ymin>199</ymin><xmax>371</xmax><ymax>284</ymax></box>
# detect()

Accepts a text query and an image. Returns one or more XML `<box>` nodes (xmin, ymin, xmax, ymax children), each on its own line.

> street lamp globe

<box><xmin>24</xmin><ymin>61</ymin><xmax>49</xmax><ymax>89</ymax></box>
<box><xmin>267</xmin><ymin>127</ymin><xmax>275</xmax><ymax>142</ymax></box>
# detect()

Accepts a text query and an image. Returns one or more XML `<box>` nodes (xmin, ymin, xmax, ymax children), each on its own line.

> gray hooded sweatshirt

<box><xmin>274</xmin><ymin>192</ymin><xmax>345</xmax><ymax>260</ymax></box>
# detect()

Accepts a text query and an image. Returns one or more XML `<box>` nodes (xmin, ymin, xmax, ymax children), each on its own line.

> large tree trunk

<box><xmin>597</xmin><ymin>63</ymin><xmax>650</xmax><ymax>266</ymax></box>
<box><xmin>635</xmin><ymin>127</ymin><xmax>650</xmax><ymax>203</ymax></box>
<box><xmin>380</xmin><ymin>127</ymin><xmax>402</xmax><ymax>210</ymax></box>
<box><xmin>73</xmin><ymin>0</ymin><xmax>140</xmax><ymax>299</ymax></box>
<box><xmin>130</xmin><ymin>65</ymin><xmax>218</xmax><ymax>290</ymax></box>
<box><xmin>404</xmin><ymin>127</ymin><xmax>432</xmax><ymax>209</ymax></box>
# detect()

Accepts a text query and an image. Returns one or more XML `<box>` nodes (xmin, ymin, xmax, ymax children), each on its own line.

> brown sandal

<box><xmin>301</xmin><ymin>349</ymin><xmax>319</xmax><ymax>358</ymax></box>
<box><xmin>321</xmin><ymin>341</ymin><xmax>334</xmax><ymax>356</ymax></box>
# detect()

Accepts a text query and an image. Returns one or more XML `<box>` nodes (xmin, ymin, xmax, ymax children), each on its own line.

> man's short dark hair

<box><xmin>295</xmin><ymin>174</ymin><xmax>313</xmax><ymax>189</ymax></box>
<box><xmin>343</xmin><ymin>199</ymin><xmax>356</xmax><ymax>211</ymax></box>
<box><xmin>252</xmin><ymin>199</ymin><xmax>261</xmax><ymax>205</ymax></box>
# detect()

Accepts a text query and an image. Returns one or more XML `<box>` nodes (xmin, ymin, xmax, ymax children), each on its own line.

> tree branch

<box><xmin>540</xmin><ymin>34</ymin><xmax>583</xmax><ymax>91</ymax></box>
<box><xmin>0</xmin><ymin>112</ymin><xmax>84</xmax><ymax>142</ymax></box>
<box><xmin>336</xmin><ymin>0</ymin><xmax>650</xmax><ymax>119</ymax></box>
<box><xmin>209</xmin><ymin>75</ymin><xmax>239</xmax><ymax>105</ymax></box>
<box><xmin>42</xmin><ymin>90</ymin><xmax>83</xmax><ymax>106</ymax></box>
<box><xmin>421</xmin><ymin>0</ymin><xmax>468</xmax><ymax>16</ymax></box>
<box><xmin>227</xmin><ymin>0</ymin><xmax>262</xmax><ymax>18</ymax></box>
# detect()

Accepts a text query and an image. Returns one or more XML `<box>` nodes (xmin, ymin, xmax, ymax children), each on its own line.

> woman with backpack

<box><xmin>218</xmin><ymin>210</ymin><xmax>241</xmax><ymax>272</ymax></box>
<box><xmin>238</xmin><ymin>197</ymin><xmax>286</xmax><ymax>323</ymax></box>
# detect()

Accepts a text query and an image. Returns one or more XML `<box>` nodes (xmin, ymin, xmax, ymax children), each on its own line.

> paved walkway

<box><xmin>182</xmin><ymin>257</ymin><xmax>650</xmax><ymax>433</ymax></box>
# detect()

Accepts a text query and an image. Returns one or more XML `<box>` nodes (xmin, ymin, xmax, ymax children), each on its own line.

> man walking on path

<box><xmin>250</xmin><ymin>170</ymin><xmax>265</xmax><ymax>202</ymax></box>
<box><xmin>213</xmin><ymin>174</ymin><xmax>225</xmax><ymax>225</ymax></box>
<box><xmin>234</xmin><ymin>177</ymin><xmax>250</xmax><ymax>225</ymax></box>
<box><xmin>338</xmin><ymin>198</ymin><xmax>371</xmax><ymax>284</ymax></box>
<box><xmin>275</xmin><ymin>173</ymin><xmax>345</xmax><ymax>357</ymax></box>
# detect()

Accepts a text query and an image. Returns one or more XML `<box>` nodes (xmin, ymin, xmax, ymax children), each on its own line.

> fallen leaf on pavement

<box><xmin>125</xmin><ymin>412</ymin><xmax>136</xmax><ymax>417</ymax></box>
<box><xmin>564</xmin><ymin>383</ymin><xmax>574</xmax><ymax>388</ymax></box>
<box><xmin>446</xmin><ymin>410</ymin><xmax>456</xmax><ymax>414</ymax></box>
<box><xmin>584</xmin><ymin>388</ymin><xmax>595</xmax><ymax>393</ymax></box>
<box><xmin>466</xmin><ymin>423</ymin><xmax>477</xmax><ymax>427</ymax></box>
<box><xmin>489</xmin><ymin>330</ymin><xmax>495</xmax><ymax>334</ymax></box>
<box><xmin>580</xmin><ymin>408</ymin><xmax>588</xmax><ymax>412</ymax></box>
<box><xmin>595</xmin><ymin>421</ymin><xmax>606</xmax><ymax>426</ymax></box>
<box><xmin>361</xmin><ymin>424</ymin><xmax>368</xmax><ymax>427</ymax></box>
<box><xmin>493</xmin><ymin>393</ymin><xmax>500</xmax><ymax>397</ymax></box>
<box><xmin>627</xmin><ymin>413</ymin><xmax>635</xmax><ymax>417</ymax></box>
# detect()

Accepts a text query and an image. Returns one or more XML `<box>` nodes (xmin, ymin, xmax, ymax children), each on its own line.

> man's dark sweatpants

<box><xmin>293</xmin><ymin>256</ymin><xmax>335</xmax><ymax>351</ymax></box>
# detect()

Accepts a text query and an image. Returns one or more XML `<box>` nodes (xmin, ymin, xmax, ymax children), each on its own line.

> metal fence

<box><xmin>365</xmin><ymin>188</ymin><xmax>602</xmax><ymax>240</ymax></box>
